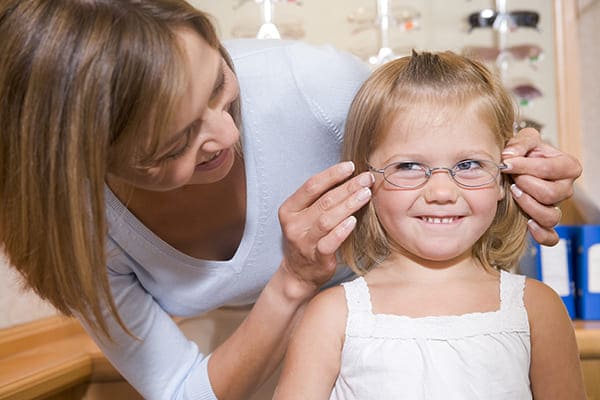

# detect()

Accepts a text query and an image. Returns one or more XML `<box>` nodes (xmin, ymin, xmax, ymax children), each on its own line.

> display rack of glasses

<box><xmin>191</xmin><ymin>0</ymin><xmax>562</xmax><ymax>147</ymax></box>
<box><xmin>346</xmin><ymin>0</ymin><xmax>421</xmax><ymax>67</ymax></box>
<box><xmin>230</xmin><ymin>0</ymin><xmax>305</xmax><ymax>40</ymax></box>
<box><xmin>462</xmin><ymin>0</ymin><xmax>549</xmax><ymax>140</ymax></box>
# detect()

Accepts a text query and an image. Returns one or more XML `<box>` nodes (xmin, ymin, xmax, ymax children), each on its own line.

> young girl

<box><xmin>274</xmin><ymin>51</ymin><xmax>586</xmax><ymax>399</ymax></box>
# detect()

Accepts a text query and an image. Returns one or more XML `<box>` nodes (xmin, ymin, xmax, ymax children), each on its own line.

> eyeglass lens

<box><xmin>380</xmin><ymin>160</ymin><xmax>503</xmax><ymax>188</ymax></box>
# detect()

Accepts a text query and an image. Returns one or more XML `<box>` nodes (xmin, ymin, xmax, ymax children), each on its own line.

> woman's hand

<box><xmin>278</xmin><ymin>162</ymin><xmax>374</xmax><ymax>299</ymax></box>
<box><xmin>502</xmin><ymin>128</ymin><xmax>582</xmax><ymax>246</ymax></box>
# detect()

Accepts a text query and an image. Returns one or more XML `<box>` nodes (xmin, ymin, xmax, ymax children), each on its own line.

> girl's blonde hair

<box><xmin>340</xmin><ymin>51</ymin><xmax>528</xmax><ymax>275</ymax></box>
<box><xmin>0</xmin><ymin>0</ymin><xmax>237</xmax><ymax>339</ymax></box>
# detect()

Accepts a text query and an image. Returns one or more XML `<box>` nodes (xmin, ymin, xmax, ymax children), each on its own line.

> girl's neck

<box><xmin>372</xmin><ymin>250</ymin><xmax>492</xmax><ymax>285</ymax></box>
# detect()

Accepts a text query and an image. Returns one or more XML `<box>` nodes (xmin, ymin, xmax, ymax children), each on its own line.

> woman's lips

<box><xmin>195</xmin><ymin>149</ymin><xmax>229</xmax><ymax>171</ymax></box>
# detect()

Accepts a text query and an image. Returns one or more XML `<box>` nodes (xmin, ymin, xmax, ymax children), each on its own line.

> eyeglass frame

<box><xmin>368</xmin><ymin>159</ymin><xmax>508</xmax><ymax>189</ymax></box>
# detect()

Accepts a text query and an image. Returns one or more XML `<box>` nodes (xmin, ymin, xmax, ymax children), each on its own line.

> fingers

<box><xmin>510</xmin><ymin>183</ymin><xmax>563</xmax><ymax>228</ymax></box>
<box><xmin>502</xmin><ymin>127</ymin><xmax>542</xmax><ymax>158</ymax></box>
<box><xmin>502</xmin><ymin>149</ymin><xmax>582</xmax><ymax>181</ymax></box>
<box><xmin>279</xmin><ymin>164</ymin><xmax>375</xmax><ymax>288</ymax></box>
<box><xmin>283</xmin><ymin>171</ymin><xmax>373</xmax><ymax>248</ymax></box>
<box><xmin>316</xmin><ymin>216</ymin><xmax>357</xmax><ymax>256</ymax></box>
<box><xmin>280</xmin><ymin>169</ymin><xmax>373</xmax><ymax>236</ymax></box>
<box><xmin>511</xmin><ymin>174</ymin><xmax>575</xmax><ymax>205</ymax></box>
<box><xmin>527</xmin><ymin>220</ymin><xmax>560</xmax><ymax>247</ymax></box>
<box><xmin>281</xmin><ymin>161</ymin><xmax>356</xmax><ymax>213</ymax></box>
<box><xmin>310</xmin><ymin>182</ymin><xmax>371</xmax><ymax>241</ymax></box>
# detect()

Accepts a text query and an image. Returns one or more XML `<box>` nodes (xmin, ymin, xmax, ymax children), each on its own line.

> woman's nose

<box><xmin>203</xmin><ymin>108</ymin><xmax>240</xmax><ymax>149</ymax></box>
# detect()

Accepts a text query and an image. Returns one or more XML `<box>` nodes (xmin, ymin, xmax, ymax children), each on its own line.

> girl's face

<box><xmin>368</xmin><ymin>102</ymin><xmax>505</xmax><ymax>266</ymax></box>
<box><xmin>112</xmin><ymin>29</ymin><xmax>240</xmax><ymax>192</ymax></box>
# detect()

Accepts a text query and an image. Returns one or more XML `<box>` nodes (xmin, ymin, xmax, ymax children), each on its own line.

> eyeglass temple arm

<box><xmin>368</xmin><ymin>164</ymin><xmax>385</xmax><ymax>174</ymax></box>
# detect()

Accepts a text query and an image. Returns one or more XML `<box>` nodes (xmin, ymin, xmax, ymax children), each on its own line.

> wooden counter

<box><xmin>0</xmin><ymin>317</ymin><xmax>120</xmax><ymax>400</ymax></box>
<box><xmin>575</xmin><ymin>320</ymin><xmax>600</xmax><ymax>399</ymax></box>
<box><xmin>1</xmin><ymin>317</ymin><xmax>599</xmax><ymax>399</ymax></box>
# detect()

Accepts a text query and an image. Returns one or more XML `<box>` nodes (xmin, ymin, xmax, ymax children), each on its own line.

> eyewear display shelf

<box><xmin>193</xmin><ymin>0</ymin><xmax>579</xmax><ymax>151</ymax></box>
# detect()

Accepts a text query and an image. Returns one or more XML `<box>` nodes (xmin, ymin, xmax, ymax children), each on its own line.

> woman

<box><xmin>0</xmin><ymin>1</ymin><xmax>580</xmax><ymax>399</ymax></box>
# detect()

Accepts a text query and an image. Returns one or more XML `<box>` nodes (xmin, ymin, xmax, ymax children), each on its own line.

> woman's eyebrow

<box><xmin>211</xmin><ymin>60</ymin><xmax>225</xmax><ymax>95</ymax></box>
<box><xmin>160</xmin><ymin>59</ymin><xmax>223</xmax><ymax>154</ymax></box>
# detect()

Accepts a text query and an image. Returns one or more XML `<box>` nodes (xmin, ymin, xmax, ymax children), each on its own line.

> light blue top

<box><xmin>84</xmin><ymin>39</ymin><xmax>369</xmax><ymax>400</ymax></box>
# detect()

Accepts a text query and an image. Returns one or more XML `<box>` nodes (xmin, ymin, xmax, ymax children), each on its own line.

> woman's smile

<box><xmin>195</xmin><ymin>148</ymin><xmax>230</xmax><ymax>171</ymax></box>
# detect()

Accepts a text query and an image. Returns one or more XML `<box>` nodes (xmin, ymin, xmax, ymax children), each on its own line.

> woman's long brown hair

<box><xmin>0</xmin><ymin>0</ymin><xmax>228</xmax><ymax>339</ymax></box>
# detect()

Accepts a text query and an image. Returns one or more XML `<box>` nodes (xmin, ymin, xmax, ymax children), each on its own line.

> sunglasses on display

<box><xmin>511</xmin><ymin>84</ymin><xmax>543</xmax><ymax>106</ymax></box>
<box><xmin>463</xmin><ymin>44</ymin><xmax>543</xmax><ymax>65</ymax></box>
<box><xmin>468</xmin><ymin>10</ymin><xmax>540</xmax><ymax>32</ymax></box>
<box><xmin>514</xmin><ymin>118</ymin><xmax>544</xmax><ymax>133</ymax></box>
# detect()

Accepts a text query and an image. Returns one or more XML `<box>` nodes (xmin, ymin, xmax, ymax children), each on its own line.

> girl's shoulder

<box><xmin>309</xmin><ymin>284</ymin><xmax>348</xmax><ymax>319</ymax></box>
<box><xmin>294</xmin><ymin>285</ymin><xmax>348</xmax><ymax>347</ymax></box>
<box><xmin>523</xmin><ymin>276</ymin><xmax>572</xmax><ymax>323</ymax></box>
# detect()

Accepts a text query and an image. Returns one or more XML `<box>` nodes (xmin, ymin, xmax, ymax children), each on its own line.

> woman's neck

<box><xmin>107</xmin><ymin>157</ymin><xmax>247</xmax><ymax>261</ymax></box>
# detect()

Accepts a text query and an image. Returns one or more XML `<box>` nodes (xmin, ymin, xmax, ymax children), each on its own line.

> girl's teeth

<box><xmin>422</xmin><ymin>217</ymin><xmax>456</xmax><ymax>224</ymax></box>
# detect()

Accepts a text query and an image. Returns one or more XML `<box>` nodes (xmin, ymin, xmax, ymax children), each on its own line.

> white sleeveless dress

<box><xmin>330</xmin><ymin>270</ymin><xmax>532</xmax><ymax>400</ymax></box>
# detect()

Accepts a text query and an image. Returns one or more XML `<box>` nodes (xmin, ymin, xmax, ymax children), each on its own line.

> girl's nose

<box><xmin>422</xmin><ymin>170</ymin><xmax>459</xmax><ymax>203</ymax></box>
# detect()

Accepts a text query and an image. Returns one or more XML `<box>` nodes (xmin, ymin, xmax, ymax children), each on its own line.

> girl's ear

<box><xmin>497</xmin><ymin>179</ymin><xmax>507</xmax><ymax>202</ymax></box>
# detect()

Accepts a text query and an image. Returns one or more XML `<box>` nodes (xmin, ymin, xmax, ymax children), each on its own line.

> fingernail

<box><xmin>502</xmin><ymin>148</ymin><xmax>516</xmax><ymax>156</ymax></box>
<box><xmin>510</xmin><ymin>184</ymin><xmax>523</xmax><ymax>198</ymax></box>
<box><xmin>527</xmin><ymin>219</ymin><xmax>540</xmax><ymax>231</ymax></box>
<box><xmin>341</xmin><ymin>161</ymin><xmax>355</xmax><ymax>174</ymax></box>
<box><xmin>356</xmin><ymin>187</ymin><xmax>371</xmax><ymax>202</ymax></box>
<box><xmin>358</xmin><ymin>172</ymin><xmax>374</xmax><ymax>187</ymax></box>
<box><xmin>343</xmin><ymin>216</ymin><xmax>357</xmax><ymax>231</ymax></box>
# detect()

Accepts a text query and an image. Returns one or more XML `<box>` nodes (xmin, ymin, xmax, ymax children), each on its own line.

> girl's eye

<box><xmin>455</xmin><ymin>159</ymin><xmax>482</xmax><ymax>171</ymax></box>
<box><xmin>394</xmin><ymin>162</ymin><xmax>423</xmax><ymax>171</ymax></box>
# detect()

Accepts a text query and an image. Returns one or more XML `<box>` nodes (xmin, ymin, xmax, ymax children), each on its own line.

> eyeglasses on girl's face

<box><xmin>368</xmin><ymin>159</ymin><xmax>507</xmax><ymax>189</ymax></box>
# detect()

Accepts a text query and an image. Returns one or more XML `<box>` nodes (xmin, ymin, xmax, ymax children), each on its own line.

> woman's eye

<box><xmin>162</xmin><ymin>124</ymin><xmax>197</xmax><ymax>161</ymax></box>
<box><xmin>164</xmin><ymin>142</ymin><xmax>190</xmax><ymax>161</ymax></box>
<box><xmin>211</xmin><ymin>79</ymin><xmax>225</xmax><ymax>99</ymax></box>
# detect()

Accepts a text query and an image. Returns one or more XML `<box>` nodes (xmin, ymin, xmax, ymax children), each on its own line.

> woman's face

<box><xmin>112</xmin><ymin>28</ymin><xmax>241</xmax><ymax>192</ymax></box>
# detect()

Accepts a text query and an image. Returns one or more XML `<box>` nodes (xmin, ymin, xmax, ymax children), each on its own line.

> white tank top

<box><xmin>330</xmin><ymin>270</ymin><xmax>532</xmax><ymax>400</ymax></box>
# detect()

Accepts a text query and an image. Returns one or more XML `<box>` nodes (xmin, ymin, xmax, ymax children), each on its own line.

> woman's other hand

<box><xmin>278</xmin><ymin>162</ymin><xmax>373</xmax><ymax>299</ymax></box>
<box><xmin>502</xmin><ymin>128</ymin><xmax>582</xmax><ymax>246</ymax></box>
